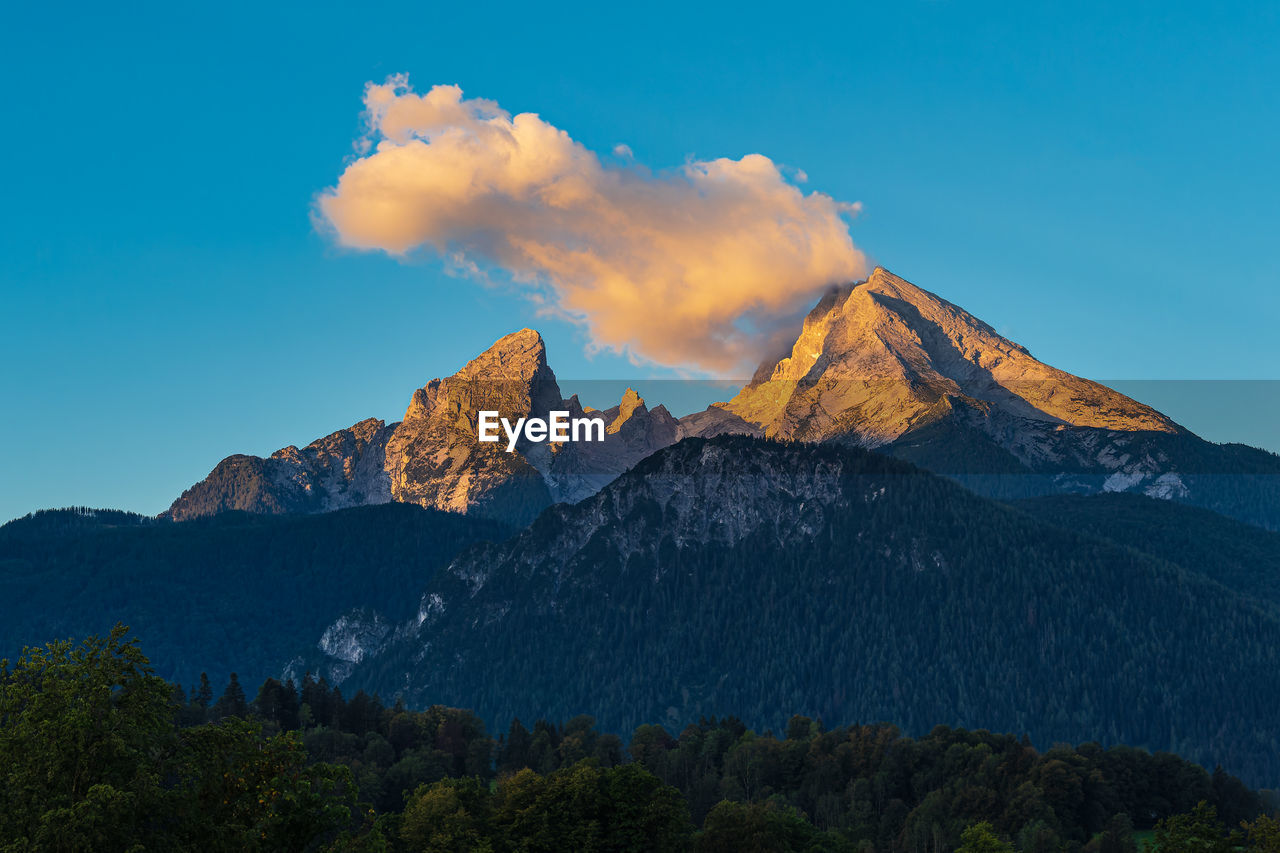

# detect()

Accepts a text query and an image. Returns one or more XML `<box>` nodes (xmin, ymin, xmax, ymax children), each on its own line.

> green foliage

<box><xmin>696</xmin><ymin>800</ymin><xmax>826</xmax><ymax>852</ymax></box>
<box><xmin>167</xmin><ymin>719</ymin><xmax>360</xmax><ymax>851</ymax></box>
<box><xmin>611</xmin><ymin>716</ymin><xmax>1265</xmax><ymax>853</ymax></box>
<box><xmin>1085</xmin><ymin>813</ymin><xmax>1137</xmax><ymax>853</ymax></box>
<box><xmin>957</xmin><ymin>822</ymin><xmax>1016</xmax><ymax>853</ymax></box>
<box><xmin>400</xmin><ymin>777</ymin><xmax>493</xmax><ymax>852</ymax></box>
<box><xmin>0</xmin><ymin>627</ymin><xmax>369</xmax><ymax>851</ymax></box>
<box><xmin>1242</xmin><ymin>814</ymin><xmax>1280</xmax><ymax>853</ymax></box>
<box><xmin>212</xmin><ymin>673</ymin><xmax>250</xmax><ymax>720</ymax></box>
<box><xmin>344</xmin><ymin>437</ymin><xmax>1280</xmax><ymax>787</ymax></box>
<box><xmin>1013</xmin><ymin>491</ymin><xmax>1280</xmax><ymax>606</ymax></box>
<box><xmin>0</xmin><ymin>625</ymin><xmax>174</xmax><ymax>850</ymax></box>
<box><xmin>1146</xmin><ymin>802</ymin><xmax>1240</xmax><ymax>853</ymax></box>
<box><xmin>10</xmin><ymin>438</ymin><xmax>1280</xmax><ymax>798</ymax></box>
<box><xmin>398</xmin><ymin>761</ymin><xmax>693</xmax><ymax>852</ymax></box>
<box><xmin>3</xmin><ymin>625</ymin><xmax>1277</xmax><ymax>852</ymax></box>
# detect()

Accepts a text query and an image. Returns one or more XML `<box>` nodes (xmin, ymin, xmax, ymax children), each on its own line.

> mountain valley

<box><xmin>9</xmin><ymin>266</ymin><xmax>1280</xmax><ymax>788</ymax></box>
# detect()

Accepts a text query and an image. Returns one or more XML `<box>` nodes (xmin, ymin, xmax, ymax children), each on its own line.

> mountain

<box><xmin>19</xmin><ymin>264</ymin><xmax>1280</xmax><ymax>794</ymax></box>
<box><xmin>537</xmin><ymin>386</ymin><xmax>682</xmax><ymax>504</ymax></box>
<box><xmin>332</xmin><ymin>435</ymin><xmax>1280</xmax><ymax>786</ymax></box>
<box><xmin>0</xmin><ymin>504</ymin><xmax>512</xmax><ymax>688</ymax></box>
<box><xmin>166</xmin><ymin>418</ymin><xmax>395</xmax><ymax>520</ymax></box>
<box><xmin>168</xmin><ymin>267</ymin><xmax>1280</xmax><ymax>528</ymax></box>
<box><xmin>1012</xmin><ymin>491</ymin><xmax>1280</xmax><ymax>606</ymax></box>
<box><xmin>712</xmin><ymin>267</ymin><xmax>1280</xmax><ymax>527</ymax></box>
<box><xmin>725</xmin><ymin>267</ymin><xmax>1176</xmax><ymax>442</ymax></box>
<box><xmin>378</xmin><ymin>328</ymin><xmax>561</xmax><ymax>525</ymax></box>
<box><xmin>168</xmin><ymin>330</ymin><xmax>682</xmax><ymax>526</ymax></box>
<box><xmin>14</xmin><ymin>436</ymin><xmax>1280</xmax><ymax>785</ymax></box>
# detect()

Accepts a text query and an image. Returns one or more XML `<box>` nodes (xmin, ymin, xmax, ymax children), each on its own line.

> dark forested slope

<box><xmin>9</xmin><ymin>437</ymin><xmax>1280</xmax><ymax>787</ymax></box>
<box><xmin>1012</xmin><ymin>491</ymin><xmax>1280</xmax><ymax>605</ymax></box>
<box><xmin>340</xmin><ymin>436</ymin><xmax>1280</xmax><ymax>786</ymax></box>
<box><xmin>0</xmin><ymin>504</ymin><xmax>511</xmax><ymax>687</ymax></box>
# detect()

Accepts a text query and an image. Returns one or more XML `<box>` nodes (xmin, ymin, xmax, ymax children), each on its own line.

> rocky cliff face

<box><xmin>723</xmin><ymin>267</ymin><xmax>1176</xmax><ymax>443</ymax></box>
<box><xmin>443</xmin><ymin>436</ymin><xmax>870</xmax><ymax>599</ymax></box>
<box><xmin>535</xmin><ymin>387</ymin><xmax>682</xmax><ymax>504</ymax></box>
<box><xmin>168</xmin><ymin>330</ymin><xmax>682</xmax><ymax>525</ymax></box>
<box><xmin>167</xmin><ymin>419</ymin><xmax>395</xmax><ymax>521</ymax></box>
<box><xmin>379</xmin><ymin>329</ymin><xmax>560</xmax><ymax>525</ymax></box>
<box><xmin>169</xmin><ymin>266</ymin><xmax>1280</xmax><ymax>528</ymax></box>
<box><xmin>701</xmin><ymin>267</ymin><xmax>1280</xmax><ymax>521</ymax></box>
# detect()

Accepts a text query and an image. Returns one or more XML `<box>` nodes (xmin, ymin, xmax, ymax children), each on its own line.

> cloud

<box><xmin>318</xmin><ymin>75</ymin><xmax>867</xmax><ymax>373</ymax></box>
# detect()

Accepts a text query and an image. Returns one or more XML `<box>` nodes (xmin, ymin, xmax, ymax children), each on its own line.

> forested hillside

<box><xmin>9</xmin><ymin>438</ymin><xmax>1280</xmax><ymax>791</ymax></box>
<box><xmin>1011</xmin><ymin>492</ymin><xmax>1280</xmax><ymax>605</ymax></box>
<box><xmin>0</xmin><ymin>504</ymin><xmax>511</xmax><ymax>687</ymax></box>
<box><xmin>342</xmin><ymin>437</ymin><xmax>1280</xmax><ymax>786</ymax></box>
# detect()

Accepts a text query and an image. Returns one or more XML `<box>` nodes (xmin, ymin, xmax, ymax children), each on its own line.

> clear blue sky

<box><xmin>2</xmin><ymin>1</ymin><xmax>1278</xmax><ymax>522</ymax></box>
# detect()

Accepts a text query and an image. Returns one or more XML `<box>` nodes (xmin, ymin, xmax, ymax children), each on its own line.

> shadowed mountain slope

<box><xmin>331</xmin><ymin>435</ymin><xmax>1280</xmax><ymax>786</ymax></box>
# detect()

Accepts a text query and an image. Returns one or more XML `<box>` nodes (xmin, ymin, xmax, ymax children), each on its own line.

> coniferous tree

<box><xmin>500</xmin><ymin>718</ymin><xmax>533</xmax><ymax>773</ymax></box>
<box><xmin>194</xmin><ymin>672</ymin><xmax>213</xmax><ymax>709</ymax></box>
<box><xmin>252</xmin><ymin>677</ymin><xmax>300</xmax><ymax>730</ymax></box>
<box><xmin>211</xmin><ymin>673</ymin><xmax>248</xmax><ymax>719</ymax></box>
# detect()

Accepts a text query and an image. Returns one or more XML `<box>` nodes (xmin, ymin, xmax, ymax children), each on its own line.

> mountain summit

<box><xmin>168</xmin><ymin>267</ymin><xmax>1280</xmax><ymax>528</ymax></box>
<box><xmin>725</xmin><ymin>267</ymin><xmax>1176</xmax><ymax>444</ymax></box>
<box><xmin>381</xmin><ymin>328</ymin><xmax>562</xmax><ymax>522</ymax></box>
<box><xmin>166</xmin><ymin>330</ymin><xmax>678</xmax><ymax>525</ymax></box>
<box><xmin>706</xmin><ymin>268</ymin><xmax>1279</xmax><ymax>526</ymax></box>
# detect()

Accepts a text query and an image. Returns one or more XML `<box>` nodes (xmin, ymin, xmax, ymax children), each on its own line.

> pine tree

<box><xmin>193</xmin><ymin>672</ymin><xmax>213</xmax><ymax>709</ymax></box>
<box><xmin>501</xmin><ymin>718</ymin><xmax>533</xmax><ymax>772</ymax></box>
<box><xmin>252</xmin><ymin>678</ymin><xmax>300</xmax><ymax>730</ymax></box>
<box><xmin>212</xmin><ymin>673</ymin><xmax>249</xmax><ymax>720</ymax></box>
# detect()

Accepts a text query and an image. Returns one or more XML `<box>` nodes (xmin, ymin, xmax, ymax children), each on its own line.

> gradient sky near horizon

<box><xmin>2</xmin><ymin>1</ymin><xmax>1279</xmax><ymax>522</ymax></box>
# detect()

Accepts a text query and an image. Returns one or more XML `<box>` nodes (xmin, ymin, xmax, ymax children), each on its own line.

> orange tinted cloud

<box><xmin>318</xmin><ymin>75</ymin><xmax>866</xmax><ymax>373</ymax></box>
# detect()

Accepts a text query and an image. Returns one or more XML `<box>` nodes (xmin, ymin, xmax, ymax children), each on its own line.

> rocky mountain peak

<box><xmin>455</xmin><ymin>328</ymin><xmax>551</xmax><ymax>382</ymax></box>
<box><xmin>724</xmin><ymin>267</ymin><xmax>1177</xmax><ymax>444</ymax></box>
<box><xmin>173</xmin><ymin>266</ymin><xmax>1270</xmax><ymax>529</ymax></box>
<box><xmin>608</xmin><ymin>387</ymin><xmax>646</xmax><ymax>434</ymax></box>
<box><xmin>380</xmin><ymin>330</ymin><xmax>565</xmax><ymax>524</ymax></box>
<box><xmin>535</xmin><ymin>385</ymin><xmax>682</xmax><ymax>505</ymax></box>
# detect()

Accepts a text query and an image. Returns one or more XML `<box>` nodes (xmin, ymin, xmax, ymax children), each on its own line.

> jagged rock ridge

<box><xmin>167</xmin><ymin>419</ymin><xmax>395</xmax><ymax>520</ymax></box>
<box><xmin>167</xmin><ymin>330</ymin><xmax>686</xmax><ymax>525</ymax></box>
<box><xmin>169</xmin><ymin>267</ymin><xmax>1280</xmax><ymax>528</ymax></box>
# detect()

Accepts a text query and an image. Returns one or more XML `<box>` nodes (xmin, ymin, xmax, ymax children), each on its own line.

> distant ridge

<box><xmin>167</xmin><ymin>267</ymin><xmax>1280</xmax><ymax>529</ymax></box>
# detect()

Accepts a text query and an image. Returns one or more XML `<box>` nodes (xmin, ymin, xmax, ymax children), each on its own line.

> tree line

<box><xmin>4</xmin><ymin>626</ymin><xmax>1278</xmax><ymax>851</ymax></box>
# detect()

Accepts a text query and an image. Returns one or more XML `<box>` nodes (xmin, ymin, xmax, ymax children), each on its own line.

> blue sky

<box><xmin>2</xmin><ymin>1</ymin><xmax>1278</xmax><ymax>522</ymax></box>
